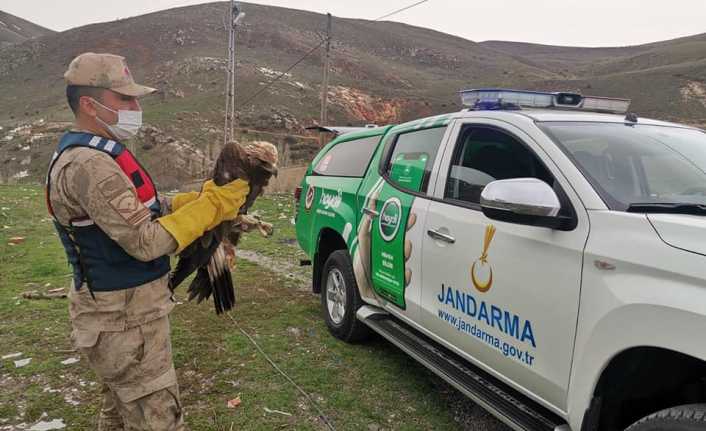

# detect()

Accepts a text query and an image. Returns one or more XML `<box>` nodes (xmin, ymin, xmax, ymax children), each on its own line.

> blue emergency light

<box><xmin>460</xmin><ymin>88</ymin><xmax>631</xmax><ymax>114</ymax></box>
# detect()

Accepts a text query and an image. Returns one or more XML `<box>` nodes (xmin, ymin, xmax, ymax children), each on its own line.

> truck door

<box><xmin>356</xmin><ymin>124</ymin><xmax>449</xmax><ymax>320</ymax></box>
<box><xmin>421</xmin><ymin>120</ymin><xmax>589</xmax><ymax>411</ymax></box>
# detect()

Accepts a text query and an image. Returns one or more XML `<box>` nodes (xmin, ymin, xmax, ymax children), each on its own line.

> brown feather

<box><xmin>171</xmin><ymin>140</ymin><xmax>278</xmax><ymax>314</ymax></box>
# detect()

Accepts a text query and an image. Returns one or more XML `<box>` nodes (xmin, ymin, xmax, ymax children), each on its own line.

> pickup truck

<box><xmin>295</xmin><ymin>89</ymin><xmax>706</xmax><ymax>431</ymax></box>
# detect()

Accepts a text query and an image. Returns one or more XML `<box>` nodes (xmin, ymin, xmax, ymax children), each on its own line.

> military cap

<box><xmin>64</xmin><ymin>52</ymin><xmax>156</xmax><ymax>97</ymax></box>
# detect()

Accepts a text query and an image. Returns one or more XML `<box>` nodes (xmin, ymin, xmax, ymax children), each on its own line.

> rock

<box><xmin>60</xmin><ymin>357</ymin><xmax>80</xmax><ymax>365</ymax></box>
<box><xmin>175</xmin><ymin>29</ymin><xmax>186</xmax><ymax>46</ymax></box>
<box><xmin>29</xmin><ymin>418</ymin><xmax>66</xmax><ymax>430</ymax></box>
<box><xmin>63</xmin><ymin>394</ymin><xmax>80</xmax><ymax>406</ymax></box>
<box><xmin>14</xmin><ymin>358</ymin><xmax>31</xmax><ymax>367</ymax></box>
<box><xmin>11</xmin><ymin>170</ymin><xmax>28</xmax><ymax>180</ymax></box>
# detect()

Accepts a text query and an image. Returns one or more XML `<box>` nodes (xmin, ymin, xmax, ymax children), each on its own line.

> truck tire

<box><xmin>321</xmin><ymin>250</ymin><xmax>371</xmax><ymax>342</ymax></box>
<box><xmin>626</xmin><ymin>404</ymin><xmax>706</xmax><ymax>431</ymax></box>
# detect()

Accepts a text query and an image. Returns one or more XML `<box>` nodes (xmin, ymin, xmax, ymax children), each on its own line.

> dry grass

<box><xmin>266</xmin><ymin>166</ymin><xmax>307</xmax><ymax>194</ymax></box>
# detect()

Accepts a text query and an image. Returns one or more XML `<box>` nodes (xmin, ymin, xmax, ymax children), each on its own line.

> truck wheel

<box><xmin>321</xmin><ymin>250</ymin><xmax>371</xmax><ymax>342</ymax></box>
<box><xmin>626</xmin><ymin>404</ymin><xmax>706</xmax><ymax>431</ymax></box>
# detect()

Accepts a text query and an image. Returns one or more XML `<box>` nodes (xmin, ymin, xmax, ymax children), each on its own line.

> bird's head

<box><xmin>212</xmin><ymin>141</ymin><xmax>279</xmax><ymax>187</ymax></box>
<box><xmin>243</xmin><ymin>141</ymin><xmax>279</xmax><ymax>179</ymax></box>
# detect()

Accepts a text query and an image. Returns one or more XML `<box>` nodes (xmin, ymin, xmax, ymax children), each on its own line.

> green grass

<box><xmin>238</xmin><ymin>192</ymin><xmax>308</xmax><ymax>264</ymax></box>
<box><xmin>0</xmin><ymin>184</ymin><xmax>466</xmax><ymax>430</ymax></box>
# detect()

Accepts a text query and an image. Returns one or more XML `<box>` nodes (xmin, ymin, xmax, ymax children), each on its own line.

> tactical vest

<box><xmin>46</xmin><ymin>132</ymin><xmax>170</xmax><ymax>294</ymax></box>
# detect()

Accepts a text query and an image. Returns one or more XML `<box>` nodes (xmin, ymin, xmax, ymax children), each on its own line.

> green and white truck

<box><xmin>295</xmin><ymin>89</ymin><xmax>706</xmax><ymax>431</ymax></box>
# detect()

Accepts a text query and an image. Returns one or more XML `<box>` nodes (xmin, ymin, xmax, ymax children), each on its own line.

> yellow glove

<box><xmin>199</xmin><ymin>180</ymin><xmax>247</xmax><ymax>222</ymax></box>
<box><xmin>158</xmin><ymin>179</ymin><xmax>250</xmax><ymax>252</ymax></box>
<box><xmin>170</xmin><ymin>191</ymin><xmax>200</xmax><ymax>212</ymax></box>
<box><xmin>170</xmin><ymin>179</ymin><xmax>235</xmax><ymax>212</ymax></box>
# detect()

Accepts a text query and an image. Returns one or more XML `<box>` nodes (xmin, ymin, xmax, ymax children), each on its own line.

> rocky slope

<box><xmin>0</xmin><ymin>2</ymin><xmax>704</xmax><ymax>186</ymax></box>
<box><xmin>0</xmin><ymin>10</ymin><xmax>54</xmax><ymax>48</ymax></box>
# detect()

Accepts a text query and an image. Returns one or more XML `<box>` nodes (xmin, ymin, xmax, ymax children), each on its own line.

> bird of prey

<box><xmin>169</xmin><ymin>141</ymin><xmax>278</xmax><ymax>313</ymax></box>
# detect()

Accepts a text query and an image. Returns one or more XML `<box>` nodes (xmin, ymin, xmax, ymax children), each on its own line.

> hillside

<box><xmin>479</xmin><ymin>40</ymin><xmax>650</xmax><ymax>76</ymax></box>
<box><xmin>0</xmin><ymin>10</ymin><xmax>54</xmax><ymax>48</ymax></box>
<box><xmin>481</xmin><ymin>35</ymin><xmax>706</xmax><ymax>120</ymax></box>
<box><xmin>481</xmin><ymin>33</ymin><xmax>706</xmax><ymax>77</ymax></box>
<box><xmin>0</xmin><ymin>2</ymin><xmax>559</xmax><ymax>124</ymax></box>
<box><xmin>0</xmin><ymin>2</ymin><xmax>705</xmax><ymax>186</ymax></box>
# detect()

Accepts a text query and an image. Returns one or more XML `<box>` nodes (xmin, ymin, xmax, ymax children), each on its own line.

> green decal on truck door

<box><xmin>369</xmin><ymin>184</ymin><xmax>416</xmax><ymax>308</ymax></box>
<box><xmin>355</xmin><ymin>122</ymin><xmax>449</xmax><ymax>309</ymax></box>
<box><xmin>368</xmin><ymin>153</ymin><xmax>428</xmax><ymax>308</ymax></box>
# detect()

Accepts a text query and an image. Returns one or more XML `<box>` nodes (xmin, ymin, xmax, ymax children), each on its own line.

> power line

<box><xmin>238</xmin><ymin>39</ymin><xmax>325</xmax><ymax>108</ymax></box>
<box><xmin>373</xmin><ymin>0</ymin><xmax>430</xmax><ymax>21</ymax></box>
<box><xmin>238</xmin><ymin>0</ymin><xmax>431</xmax><ymax>109</ymax></box>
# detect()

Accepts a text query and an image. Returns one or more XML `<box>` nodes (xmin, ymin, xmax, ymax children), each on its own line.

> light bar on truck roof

<box><xmin>460</xmin><ymin>88</ymin><xmax>632</xmax><ymax>114</ymax></box>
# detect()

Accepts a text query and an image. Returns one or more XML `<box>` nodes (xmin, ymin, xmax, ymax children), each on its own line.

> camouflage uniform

<box><xmin>51</xmin><ymin>52</ymin><xmax>188</xmax><ymax>429</ymax></box>
<box><xmin>50</xmin><ymin>142</ymin><xmax>185</xmax><ymax>430</ymax></box>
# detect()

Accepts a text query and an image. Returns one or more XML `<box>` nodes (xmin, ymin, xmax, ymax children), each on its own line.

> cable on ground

<box><xmin>226</xmin><ymin>312</ymin><xmax>337</xmax><ymax>431</ymax></box>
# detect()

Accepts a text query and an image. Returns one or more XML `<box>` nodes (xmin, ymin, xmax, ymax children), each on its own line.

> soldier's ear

<box><xmin>79</xmin><ymin>96</ymin><xmax>98</xmax><ymax>118</ymax></box>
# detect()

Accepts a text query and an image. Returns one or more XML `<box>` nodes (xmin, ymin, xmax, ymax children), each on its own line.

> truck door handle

<box><xmin>363</xmin><ymin>207</ymin><xmax>379</xmax><ymax>217</ymax></box>
<box><xmin>427</xmin><ymin>229</ymin><xmax>455</xmax><ymax>244</ymax></box>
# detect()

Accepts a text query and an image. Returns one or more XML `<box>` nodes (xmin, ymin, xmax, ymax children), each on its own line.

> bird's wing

<box><xmin>169</xmin><ymin>226</ymin><xmax>222</xmax><ymax>290</ymax></box>
<box><xmin>170</xmin><ymin>141</ymin><xmax>278</xmax><ymax>313</ymax></box>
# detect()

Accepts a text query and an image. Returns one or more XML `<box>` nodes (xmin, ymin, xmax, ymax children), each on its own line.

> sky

<box><xmin>2</xmin><ymin>0</ymin><xmax>706</xmax><ymax>47</ymax></box>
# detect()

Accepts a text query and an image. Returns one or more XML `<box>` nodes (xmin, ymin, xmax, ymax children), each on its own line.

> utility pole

<box><xmin>224</xmin><ymin>1</ymin><xmax>244</xmax><ymax>146</ymax></box>
<box><xmin>319</xmin><ymin>13</ymin><xmax>332</xmax><ymax>147</ymax></box>
<box><xmin>212</xmin><ymin>1</ymin><xmax>245</xmax><ymax>176</ymax></box>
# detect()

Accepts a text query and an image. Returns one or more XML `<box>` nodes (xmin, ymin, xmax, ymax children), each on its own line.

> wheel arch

<box><xmin>312</xmin><ymin>227</ymin><xmax>347</xmax><ymax>293</ymax></box>
<box><xmin>580</xmin><ymin>345</ymin><xmax>706</xmax><ymax>431</ymax></box>
<box><xmin>571</xmin><ymin>303</ymin><xmax>706</xmax><ymax>431</ymax></box>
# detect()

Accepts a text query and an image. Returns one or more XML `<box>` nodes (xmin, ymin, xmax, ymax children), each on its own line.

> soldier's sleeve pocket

<box><xmin>70</xmin><ymin>328</ymin><xmax>100</xmax><ymax>349</ymax></box>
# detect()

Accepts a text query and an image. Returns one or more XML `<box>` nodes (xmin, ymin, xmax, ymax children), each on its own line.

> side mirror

<box><xmin>480</xmin><ymin>178</ymin><xmax>574</xmax><ymax>230</ymax></box>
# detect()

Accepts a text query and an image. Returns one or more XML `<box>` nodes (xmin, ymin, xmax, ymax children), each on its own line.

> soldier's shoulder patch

<box><xmin>108</xmin><ymin>188</ymin><xmax>151</xmax><ymax>226</ymax></box>
<box><xmin>97</xmin><ymin>173</ymin><xmax>129</xmax><ymax>201</ymax></box>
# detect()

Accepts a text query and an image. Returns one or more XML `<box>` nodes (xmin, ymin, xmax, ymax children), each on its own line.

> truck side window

<box><xmin>313</xmin><ymin>136</ymin><xmax>381</xmax><ymax>177</ymax></box>
<box><xmin>385</xmin><ymin>126</ymin><xmax>446</xmax><ymax>194</ymax></box>
<box><xmin>444</xmin><ymin>126</ymin><xmax>554</xmax><ymax>205</ymax></box>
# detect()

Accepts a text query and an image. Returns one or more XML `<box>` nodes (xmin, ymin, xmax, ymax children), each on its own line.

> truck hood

<box><xmin>648</xmin><ymin>214</ymin><xmax>706</xmax><ymax>256</ymax></box>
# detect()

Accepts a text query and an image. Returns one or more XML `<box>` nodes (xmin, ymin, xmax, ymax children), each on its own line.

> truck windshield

<box><xmin>539</xmin><ymin>122</ymin><xmax>706</xmax><ymax>211</ymax></box>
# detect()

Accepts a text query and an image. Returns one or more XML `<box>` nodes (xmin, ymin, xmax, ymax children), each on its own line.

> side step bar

<box><xmin>357</xmin><ymin>306</ymin><xmax>569</xmax><ymax>431</ymax></box>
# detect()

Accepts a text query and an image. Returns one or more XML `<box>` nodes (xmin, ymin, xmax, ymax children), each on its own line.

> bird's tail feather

<box><xmin>186</xmin><ymin>242</ymin><xmax>236</xmax><ymax>314</ymax></box>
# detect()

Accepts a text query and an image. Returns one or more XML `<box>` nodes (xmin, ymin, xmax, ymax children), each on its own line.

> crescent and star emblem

<box><xmin>471</xmin><ymin>225</ymin><xmax>496</xmax><ymax>293</ymax></box>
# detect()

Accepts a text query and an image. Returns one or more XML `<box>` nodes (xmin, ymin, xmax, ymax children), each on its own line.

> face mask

<box><xmin>92</xmin><ymin>98</ymin><xmax>142</xmax><ymax>141</ymax></box>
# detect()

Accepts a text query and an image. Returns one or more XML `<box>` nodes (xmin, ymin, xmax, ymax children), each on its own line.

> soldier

<box><xmin>46</xmin><ymin>52</ymin><xmax>250</xmax><ymax>430</ymax></box>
